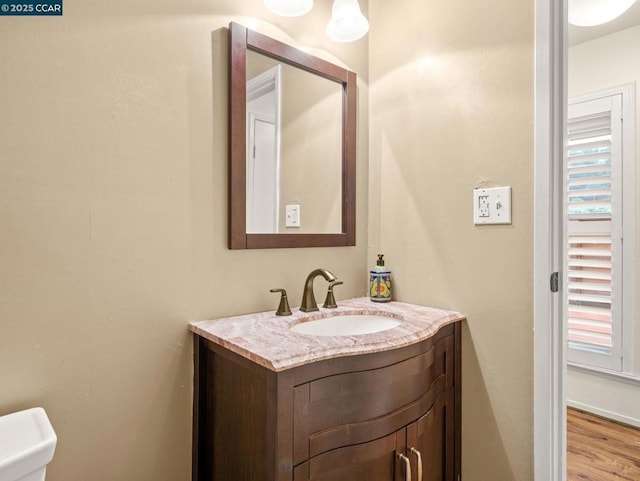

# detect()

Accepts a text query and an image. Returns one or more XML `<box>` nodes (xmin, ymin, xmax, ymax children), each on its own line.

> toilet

<box><xmin>0</xmin><ymin>408</ymin><xmax>57</xmax><ymax>481</ymax></box>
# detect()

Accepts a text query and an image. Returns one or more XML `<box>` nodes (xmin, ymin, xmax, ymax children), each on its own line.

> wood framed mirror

<box><xmin>228</xmin><ymin>22</ymin><xmax>356</xmax><ymax>249</ymax></box>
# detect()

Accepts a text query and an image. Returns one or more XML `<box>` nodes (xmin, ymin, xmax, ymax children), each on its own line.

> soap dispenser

<box><xmin>370</xmin><ymin>254</ymin><xmax>392</xmax><ymax>302</ymax></box>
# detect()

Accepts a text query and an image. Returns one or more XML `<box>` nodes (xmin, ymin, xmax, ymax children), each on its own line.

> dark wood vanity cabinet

<box><xmin>192</xmin><ymin>322</ymin><xmax>461</xmax><ymax>481</ymax></box>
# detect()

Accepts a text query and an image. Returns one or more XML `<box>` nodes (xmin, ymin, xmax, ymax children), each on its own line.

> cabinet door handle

<box><xmin>397</xmin><ymin>453</ymin><xmax>412</xmax><ymax>481</ymax></box>
<box><xmin>410</xmin><ymin>447</ymin><xmax>423</xmax><ymax>481</ymax></box>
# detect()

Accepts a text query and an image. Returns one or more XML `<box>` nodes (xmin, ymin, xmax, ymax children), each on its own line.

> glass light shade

<box><xmin>264</xmin><ymin>0</ymin><xmax>313</xmax><ymax>17</ymax></box>
<box><xmin>326</xmin><ymin>0</ymin><xmax>369</xmax><ymax>42</ymax></box>
<box><xmin>568</xmin><ymin>0</ymin><xmax>636</xmax><ymax>26</ymax></box>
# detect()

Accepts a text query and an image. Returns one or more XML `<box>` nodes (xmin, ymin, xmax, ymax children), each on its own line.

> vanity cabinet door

<box><xmin>292</xmin><ymin>429</ymin><xmax>403</xmax><ymax>481</ymax></box>
<box><xmin>406</xmin><ymin>388</ymin><xmax>455</xmax><ymax>481</ymax></box>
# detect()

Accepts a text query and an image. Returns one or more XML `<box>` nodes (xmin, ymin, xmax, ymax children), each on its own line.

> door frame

<box><xmin>534</xmin><ymin>0</ymin><xmax>566</xmax><ymax>480</ymax></box>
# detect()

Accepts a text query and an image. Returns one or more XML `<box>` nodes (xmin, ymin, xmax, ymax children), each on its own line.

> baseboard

<box><xmin>566</xmin><ymin>400</ymin><xmax>640</xmax><ymax>428</ymax></box>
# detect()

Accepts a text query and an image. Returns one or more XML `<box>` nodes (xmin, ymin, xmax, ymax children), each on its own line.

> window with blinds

<box><xmin>566</xmin><ymin>91</ymin><xmax>626</xmax><ymax>372</ymax></box>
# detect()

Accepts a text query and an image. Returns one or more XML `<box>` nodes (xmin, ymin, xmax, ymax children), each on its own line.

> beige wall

<box><xmin>0</xmin><ymin>1</ymin><xmax>369</xmax><ymax>480</ymax></box>
<box><xmin>567</xmin><ymin>25</ymin><xmax>640</xmax><ymax>426</ymax></box>
<box><xmin>368</xmin><ymin>1</ymin><xmax>534</xmax><ymax>480</ymax></box>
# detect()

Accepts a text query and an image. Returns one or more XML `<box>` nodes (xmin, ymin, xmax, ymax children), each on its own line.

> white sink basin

<box><xmin>290</xmin><ymin>314</ymin><xmax>402</xmax><ymax>336</ymax></box>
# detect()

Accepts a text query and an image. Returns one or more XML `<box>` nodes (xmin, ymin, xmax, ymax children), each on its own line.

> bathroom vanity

<box><xmin>190</xmin><ymin>298</ymin><xmax>463</xmax><ymax>481</ymax></box>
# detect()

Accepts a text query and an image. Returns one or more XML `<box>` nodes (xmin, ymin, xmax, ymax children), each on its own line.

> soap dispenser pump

<box><xmin>370</xmin><ymin>254</ymin><xmax>392</xmax><ymax>302</ymax></box>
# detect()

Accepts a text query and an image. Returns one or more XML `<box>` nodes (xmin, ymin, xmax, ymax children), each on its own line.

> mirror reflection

<box><xmin>245</xmin><ymin>51</ymin><xmax>343</xmax><ymax>234</ymax></box>
<box><xmin>228</xmin><ymin>22</ymin><xmax>356</xmax><ymax>249</ymax></box>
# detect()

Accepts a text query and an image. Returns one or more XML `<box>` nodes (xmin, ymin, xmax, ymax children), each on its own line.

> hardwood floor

<box><xmin>567</xmin><ymin>408</ymin><xmax>640</xmax><ymax>481</ymax></box>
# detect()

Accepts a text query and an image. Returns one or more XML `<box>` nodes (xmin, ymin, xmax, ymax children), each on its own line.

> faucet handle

<box><xmin>270</xmin><ymin>288</ymin><xmax>292</xmax><ymax>316</ymax></box>
<box><xmin>323</xmin><ymin>280</ymin><xmax>343</xmax><ymax>309</ymax></box>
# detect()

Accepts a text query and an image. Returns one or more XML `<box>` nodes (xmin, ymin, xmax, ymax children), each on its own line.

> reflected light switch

<box><xmin>286</xmin><ymin>204</ymin><xmax>300</xmax><ymax>227</ymax></box>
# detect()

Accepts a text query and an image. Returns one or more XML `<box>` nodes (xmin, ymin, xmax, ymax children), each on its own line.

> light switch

<box><xmin>473</xmin><ymin>187</ymin><xmax>511</xmax><ymax>225</ymax></box>
<box><xmin>286</xmin><ymin>204</ymin><xmax>300</xmax><ymax>227</ymax></box>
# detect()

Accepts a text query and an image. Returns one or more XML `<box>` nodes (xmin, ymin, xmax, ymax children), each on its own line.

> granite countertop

<box><xmin>189</xmin><ymin>297</ymin><xmax>465</xmax><ymax>372</ymax></box>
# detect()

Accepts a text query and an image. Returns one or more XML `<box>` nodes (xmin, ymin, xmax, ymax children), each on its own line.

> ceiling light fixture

<box><xmin>264</xmin><ymin>0</ymin><xmax>369</xmax><ymax>42</ymax></box>
<box><xmin>568</xmin><ymin>0</ymin><xmax>636</xmax><ymax>27</ymax></box>
<box><xmin>326</xmin><ymin>0</ymin><xmax>369</xmax><ymax>42</ymax></box>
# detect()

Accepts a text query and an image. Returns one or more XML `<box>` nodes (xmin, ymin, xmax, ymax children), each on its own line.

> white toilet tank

<box><xmin>0</xmin><ymin>408</ymin><xmax>57</xmax><ymax>481</ymax></box>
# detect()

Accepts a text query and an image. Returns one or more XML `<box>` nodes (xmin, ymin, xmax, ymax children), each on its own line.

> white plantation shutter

<box><xmin>567</xmin><ymin>232</ymin><xmax>615</xmax><ymax>357</ymax></box>
<box><xmin>566</xmin><ymin>93</ymin><xmax>623</xmax><ymax>371</ymax></box>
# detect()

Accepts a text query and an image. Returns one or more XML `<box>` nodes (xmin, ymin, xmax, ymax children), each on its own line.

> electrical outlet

<box><xmin>473</xmin><ymin>187</ymin><xmax>512</xmax><ymax>225</ymax></box>
<box><xmin>478</xmin><ymin>195</ymin><xmax>490</xmax><ymax>217</ymax></box>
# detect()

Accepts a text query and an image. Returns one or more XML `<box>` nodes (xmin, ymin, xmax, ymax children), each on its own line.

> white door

<box><xmin>247</xmin><ymin>113</ymin><xmax>278</xmax><ymax>233</ymax></box>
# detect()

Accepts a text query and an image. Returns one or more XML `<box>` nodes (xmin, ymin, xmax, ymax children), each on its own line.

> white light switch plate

<box><xmin>473</xmin><ymin>187</ymin><xmax>511</xmax><ymax>225</ymax></box>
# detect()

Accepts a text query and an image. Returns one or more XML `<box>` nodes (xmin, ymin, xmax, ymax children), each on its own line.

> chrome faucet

<box><xmin>300</xmin><ymin>268</ymin><xmax>337</xmax><ymax>312</ymax></box>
